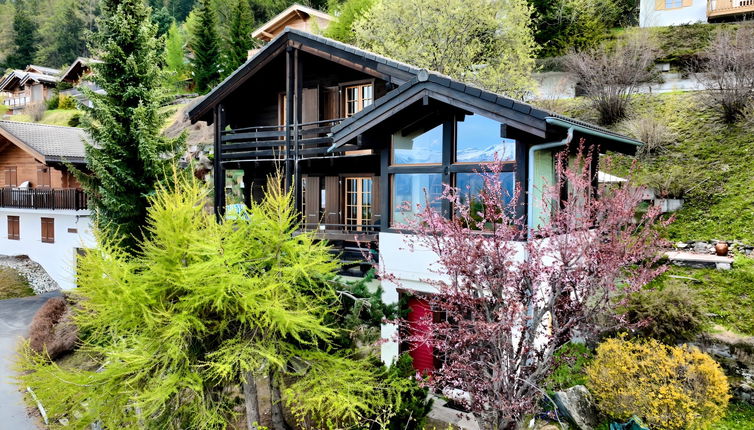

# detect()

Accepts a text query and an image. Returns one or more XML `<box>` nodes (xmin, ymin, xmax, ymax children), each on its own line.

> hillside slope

<box><xmin>548</xmin><ymin>92</ymin><xmax>754</xmax><ymax>244</ymax></box>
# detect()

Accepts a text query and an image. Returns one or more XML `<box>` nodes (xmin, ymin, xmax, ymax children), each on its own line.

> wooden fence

<box><xmin>0</xmin><ymin>188</ymin><xmax>88</xmax><ymax>210</ymax></box>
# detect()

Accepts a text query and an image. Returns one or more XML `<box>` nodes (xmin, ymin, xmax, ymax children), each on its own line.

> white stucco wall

<box><xmin>0</xmin><ymin>208</ymin><xmax>94</xmax><ymax>290</ymax></box>
<box><xmin>640</xmin><ymin>0</ymin><xmax>708</xmax><ymax>27</ymax></box>
<box><xmin>378</xmin><ymin>232</ymin><xmax>528</xmax><ymax>365</ymax></box>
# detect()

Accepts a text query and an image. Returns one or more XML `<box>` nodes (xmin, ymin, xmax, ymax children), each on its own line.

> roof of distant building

<box><xmin>0</xmin><ymin>121</ymin><xmax>89</xmax><ymax>164</ymax></box>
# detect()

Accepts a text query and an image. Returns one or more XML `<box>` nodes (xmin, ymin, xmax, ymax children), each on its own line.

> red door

<box><xmin>406</xmin><ymin>297</ymin><xmax>434</xmax><ymax>374</ymax></box>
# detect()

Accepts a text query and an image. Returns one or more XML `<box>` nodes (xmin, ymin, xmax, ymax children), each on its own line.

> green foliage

<box><xmin>324</xmin><ymin>0</ymin><xmax>375</xmax><ymax>43</ymax></box>
<box><xmin>6</xmin><ymin>1</ymin><xmax>38</xmax><ymax>69</ymax></box>
<box><xmin>654</xmin><ymin>23</ymin><xmax>715</xmax><ymax>70</ymax></box>
<box><xmin>711</xmin><ymin>403</ymin><xmax>754</xmax><ymax>430</ymax></box>
<box><xmin>530</xmin><ymin>0</ymin><xmax>620</xmax><ymax>58</ymax></box>
<box><xmin>618</xmin><ymin>284</ymin><xmax>708</xmax><ymax>344</ymax></box>
<box><xmin>544</xmin><ymin>342</ymin><xmax>593</xmax><ymax>393</ymax></box>
<box><xmin>67</xmin><ymin>112</ymin><xmax>82</xmax><ymax>127</ymax></box>
<box><xmin>164</xmin><ymin>21</ymin><xmax>189</xmax><ymax>90</ymax></box>
<box><xmin>381</xmin><ymin>354</ymin><xmax>433</xmax><ymax>430</ymax></box>
<box><xmin>58</xmin><ymin>95</ymin><xmax>76</xmax><ymax>110</ymax></box>
<box><xmin>77</xmin><ymin>0</ymin><xmax>182</xmax><ymax>252</ymax></box>
<box><xmin>223</xmin><ymin>0</ymin><xmax>256</xmax><ymax>76</ymax></box>
<box><xmin>587</xmin><ymin>337</ymin><xmax>730</xmax><ymax>430</ymax></box>
<box><xmin>46</xmin><ymin>94</ymin><xmax>60</xmax><ymax>110</ymax></box>
<box><xmin>188</xmin><ymin>0</ymin><xmax>221</xmax><ymax>93</ymax></box>
<box><xmin>34</xmin><ymin>0</ymin><xmax>87</xmax><ymax>68</ymax></box>
<box><xmin>0</xmin><ymin>267</ymin><xmax>34</xmax><ymax>299</ymax></box>
<box><xmin>152</xmin><ymin>6</ymin><xmax>174</xmax><ymax>37</ymax></box>
<box><xmin>353</xmin><ymin>0</ymin><xmax>537</xmax><ymax>97</ymax></box>
<box><xmin>646</xmin><ymin>257</ymin><xmax>754</xmax><ymax>336</ymax></box>
<box><xmin>18</xmin><ymin>175</ymin><xmax>385</xmax><ymax>428</ymax></box>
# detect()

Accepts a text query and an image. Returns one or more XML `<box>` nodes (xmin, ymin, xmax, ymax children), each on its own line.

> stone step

<box><xmin>665</xmin><ymin>251</ymin><xmax>734</xmax><ymax>270</ymax></box>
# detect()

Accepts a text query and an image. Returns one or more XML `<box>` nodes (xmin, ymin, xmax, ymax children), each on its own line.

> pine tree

<box><xmin>35</xmin><ymin>0</ymin><xmax>87</xmax><ymax>68</ymax></box>
<box><xmin>6</xmin><ymin>1</ymin><xmax>38</xmax><ymax>69</ymax></box>
<box><xmin>224</xmin><ymin>0</ymin><xmax>255</xmax><ymax>75</ymax></box>
<box><xmin>188</xmin><ymin>0</ymin><xmax>220</xmax><ymax>93</ymax></box>
<box><xmin>78</xmin><ymin>0</ymin><xmax>183</xmax><ymax>252</ymax></box>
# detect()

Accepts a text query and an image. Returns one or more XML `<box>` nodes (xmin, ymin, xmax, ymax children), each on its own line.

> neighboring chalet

<box><xmin>0</xmin><ymin>121</ymin><xmax>93</xmax><ymax>290</ymax></box>
<box><xmin>640</xmin><ymin>0</ymin><xmax>754</xmax><ymax>27</ymax></box>
<box><xmin>0</xmin><ymin>65</ymin><xmax>61</xmax><ymax>114</ymax></box>
<box><xmin>59</xmin><ymin>57</ymin><xmax>104</xmax><ymax>107</ymax></box>
<box><xmin>252</xmin><ymin>4</ymin><xmax>334</xmax><ymax>43</ymax></box>
<box><xmin>187</xmin><ymin>29</ymin><xmax>642</xmax><ymax>370</ymax></box>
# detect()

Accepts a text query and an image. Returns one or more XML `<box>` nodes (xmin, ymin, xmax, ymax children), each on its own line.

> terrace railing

<box><xmin>0</xmin><ymin>188</ymin><xmax>88</xmax><ymax>211</ymax></box>
<box><xmin>220</xmin><ymin>118</ymin><xmax>355</xmax><ymax>162</ymax></box>
<box><xmin>708</xmin><ymin>0</ymin><xmax>754</xmax><ymax>16</ymax></box>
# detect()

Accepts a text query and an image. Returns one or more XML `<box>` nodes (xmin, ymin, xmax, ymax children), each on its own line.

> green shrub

<box><xmin>67</xmin><ymin>113</ymin><xmax>81</xmax><ymax>127</ymax></box>
<box><xmin>545</xmin><ymin>342</ymin><xmax>593</xmax><ymax>393</ymax></box>
<box><xmin>619</xmin><ymin>284</ymin><xmax>708</xmax><ymax>344</ymax></box>
<box><xmin>587</xmin><ymin>337</ymin><xmax>730</xmax><ymax>430</ymax></box>
<box><xmin>57</xmin><ymin>95</ymin><xmax>77</xmax><ymax>110</ymax></box>
<box><xmin>46</xmin><ymin>94</ymin><xmax>60</xmax><ymax>110</ymax></box>
<box><xmin>381</xmin><ymin>354</ymin><xmax>433</xmax><ymax>430</ymax></box>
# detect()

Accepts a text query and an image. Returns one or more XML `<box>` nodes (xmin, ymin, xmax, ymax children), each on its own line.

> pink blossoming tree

<box><xmin>391</xmin><ymin>142</ymin><xmax>668</xmax><ymax>429</ymax></box>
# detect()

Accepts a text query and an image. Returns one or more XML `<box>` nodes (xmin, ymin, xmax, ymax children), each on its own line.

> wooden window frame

<box><xmin>343</xmin><ymin>176</ymin><xmax>374</xmax><ymax>231</ymax></box>
<box><xmin>41</xmin><ymin>217</ymin><xmax>54</xmax><ymax>244</ymax></box>
<box><xmin>342</xmin><ymin>80</ymin><xmax>375</xmax><ymax>118</ymax></box>
<box><xmin>656</xmin><ymin>0</ymin><xmax>691</xmax><ymax>10</ymax></box>
<box><xmin>7</xmin><ymin>215</ymin><xmax>19</xmax><ymax>240</ymax></box>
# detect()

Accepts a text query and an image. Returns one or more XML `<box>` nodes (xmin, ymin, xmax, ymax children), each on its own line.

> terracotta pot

<box><xmin>715</xmin><ymin>242</ymin><xmax>729</xmax><ymax>256</ymax></box>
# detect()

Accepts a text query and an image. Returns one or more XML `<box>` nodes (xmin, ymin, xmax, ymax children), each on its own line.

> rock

<box><xmin>692</xmin><ymin>326</ymin><xmax>754</xmax><ymax>405</ymax></box>
<box><xmin>553</xmin><ymin>385</ymin><xmax>601</xmax><ymax>430</ymax></box>
<box><xmin>676</xmin><ymin>242</ymin><xmax>688</xmax><ymax>249</ymax></box>
<box><xmin>0</xmin><ymin>255</ymin><xmax>59</xmax><ymax>294</ymax></box>
<box><xmin>693</xmin><ymin>242</ymin><xmax>712</xmax><ymax>254</ymax></box>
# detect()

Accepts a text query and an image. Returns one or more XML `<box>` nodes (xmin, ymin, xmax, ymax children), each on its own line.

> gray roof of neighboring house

<box><xmin>0</xmin><ymin>121</ymin><xmax>88</xmax><ymax>164</ymax></box>
<box><xmin>25</xmin><ymin>65</ymin><xmax>61</xmax><ymax>76</ymax></box>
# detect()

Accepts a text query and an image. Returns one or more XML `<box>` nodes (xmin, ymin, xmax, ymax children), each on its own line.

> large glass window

<box><xmin>391</xmin><ymin>174</ymin><xmax>443</xmax><ymax>226</ymax></box>
<box><xmin>456</xmin><ymin>114</ymin><xmax>515</xmax><ymax>163</ymax></box>
<box><xmin>392</xmin><ymin>124</ymin><xmax>443</xmax><ymax>165</ymax></box>
<box><xmin>456</xmin><ymin>172</ymin><xmax>515</xmax><ymax>207</ymax></box>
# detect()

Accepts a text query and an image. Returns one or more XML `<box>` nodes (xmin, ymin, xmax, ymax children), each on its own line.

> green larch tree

<box><xmin>19</xmin><ymin>176</ymin><xmax>387</xmax><ymax>429</ymax></box>
<box><xmin>164</xmin><ymin>21</ymin><xmax>189</xmax><ymax>90</ymax></box>
<box><xmin>35</xmin><ymin>0</ymin><xmax>87</xmax><ymax>68</ymax></box>
<box><xmin>353</xmin><ymin>0</ymin><xmax>538</xmax><ymax>97</ymax></box>
<box><xmin>188</xmin><ymin>0</ymin><xmax>221</xmax><ymax>93</ymax></box>
<box><xmin>78</xmin><ymin>0</ymin><xmax>182</xmax><ymax>252</ymax></box>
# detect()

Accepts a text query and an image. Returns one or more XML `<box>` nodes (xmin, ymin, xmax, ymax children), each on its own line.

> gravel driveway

<box><xmin>0</xmin><ymin>292</ymin><xmax>61</xmax><ymax>430</ymax></box>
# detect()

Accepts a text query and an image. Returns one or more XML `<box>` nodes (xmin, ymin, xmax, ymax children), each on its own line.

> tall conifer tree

<box><xmin>79</xmin><ymin>0</ymin><xmax>182</xmax><ymax>252</ymax></box>
<box><xmin>35</xmin><ymin>0</ymin><xmax>87</xmax><ymax>68</ymax></box>
<box><xmin>224</xmin><ymin>0</ymin><xmax>255</xmax><ymax>75</ymax></box>
<box><xmin>188</xmin><ymin>0</ymin><xmax>220</xmax><ymax>93</ymax></box>
<box><xmin>7</xmin><ymin>2</ymin><xmax>38</xmax><ymax>69</ymax></box>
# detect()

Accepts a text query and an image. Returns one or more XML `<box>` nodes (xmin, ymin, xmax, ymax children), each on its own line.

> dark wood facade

<box><xmin>190</xmin><ymin>29</ymin><xmax>642</xmax><ymax>271</ymax></box>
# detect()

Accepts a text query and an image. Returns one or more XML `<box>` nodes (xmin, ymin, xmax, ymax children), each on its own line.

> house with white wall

<box><xmin>186</xmin><ymin>28</ymin><xmax>644</xmax><ymax>371</ymax></box>
<box><xmin>0</xmin><ymin>65</ymin><xmax>61</xmax><ymax>114</ymax></box>
<box><xmin>640</xmin><ymin>0</ymin><xmax>754</xmax><ymax>27</ymax></box>
<box><xmin>0</xmin><ymin>121</ymin><xmax>94</xmax><ymax>290</ymax></box>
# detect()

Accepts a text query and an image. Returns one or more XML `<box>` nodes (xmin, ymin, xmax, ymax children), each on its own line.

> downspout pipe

<box><xmin>527</xmin><ymin>127</ymin><xmax>574</xmax><ymax>233</ymax></box>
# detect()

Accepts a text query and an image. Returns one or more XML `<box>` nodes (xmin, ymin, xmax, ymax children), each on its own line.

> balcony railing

<box><xmin>220</xmin><ymin>118</ymin><xmax>367</xmax><ymax>162</ymax></box>
<box><xmin>3</xmin><ymin>97</ymin><xmax>28</xmax><ymax>108</ymax></box>
<box><xmin>0</xmin><ymin>188</ymin><xmax>88</xmax><ymax>210</ymax></box>
<box><xmin>709</xmin><ymin>0</ymin><xmax>754</xmax><ymax>16</ymax></box>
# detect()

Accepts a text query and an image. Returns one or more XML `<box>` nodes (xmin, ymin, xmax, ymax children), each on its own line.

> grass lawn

<box><xmin>712</xmin><ymin>403</ymin><xmax>754</xmax><ymax>430</ymax></box>
<box><xmin>646</xmin><ymin>256</ymin><xmax>754</xmax><ymax>337</ymax></box>
<box><xmin>10</xmin><ymin>109</ymin><xmax>79</xmax><ymax>127</ymax></box>
<box><xmin>0</xmin><ymin>267</ymin><xmax>34</xmax><ymax>299</ymax></box>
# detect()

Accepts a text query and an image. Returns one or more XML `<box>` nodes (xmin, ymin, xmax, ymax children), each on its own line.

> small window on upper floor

<box><xmin>345</xmin><ymin>84</ymin><xmax>373</xmax><ymax>117</ymax></box>
<box><xmin>660</xmin><ymin>0</ymin><xmax>684</xmax><ymax>8</ymax></box>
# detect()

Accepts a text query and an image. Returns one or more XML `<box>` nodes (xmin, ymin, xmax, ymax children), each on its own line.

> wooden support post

<box><xmin>294</xmin><ymin>48</ymin><xmax>303</xmax><ymax>213</ymax></box>
<box><xmin>214</xmin><ymin>104</ymin><xmax>226</xmax><ymax>221</ymax></box>
<box><xmin>285</xmin><ymin>46</ymin><xmax>294</xmax><ymax>192</ymax></box>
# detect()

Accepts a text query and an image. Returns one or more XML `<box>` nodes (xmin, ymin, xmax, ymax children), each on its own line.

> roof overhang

<box><xmin>0</xmin><ymin>126</ymin><xmax>49</xmax><ymax>163</ymax></box>
<box><xmin>252</xmin><ymin>4</ymin><xmax>334</xmax><ymax>40</ymax></box>
<box><xmin>188</xmin><ymin>29</ymin><xmax>418</xmax><ymax>124</ymax></box>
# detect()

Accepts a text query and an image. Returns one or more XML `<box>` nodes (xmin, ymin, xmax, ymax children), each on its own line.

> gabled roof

<box><xmin>0</xmin><ymin>69</ymin><xmax>60</xmax><ymax>92</ymax></box>
<box><xmin>190</xmin><ymin>28</ymin><xmax>642</xmax><ymax>153</ymax></box>
<box><xmin>25</xmin><ymin>65</ymin><xmax>61</xmax><ymax>76</ymax></box>
<box><xmin>0</xmin><ymin>121</ymin><xmax>88</xmax><ymax>164</ymax></box>
<box><xmin>19</xmin><ymin>72</ymin><xmax>59</xmax><ymax>86</ymax></box>
<box><xmin>61</xmin><ymin>57</ymin><xmax>102</xmax><ymax>83</ymax></box>
<box><xmin>189</xmin><ymin>28</ymin><xmax>420</xmax><ymax>123</ymax></box>
<box><xmin>0</xmin><ymin>70</ymin><xmax>24</xmax><ymax>92</ymax></box>
<box><xmin>252</xmin><ymin>4</ymin><xmax>334</xmax><ymax>41</ymax></box>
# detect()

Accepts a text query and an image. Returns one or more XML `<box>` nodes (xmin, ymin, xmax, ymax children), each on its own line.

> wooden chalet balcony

<box><xmin>300</xmin><ymin>223</ymin><xmax>380</xmax><ymax>242</ymax></box>
<box><xmin>220</xmin><ymin>118</ymin><xmax>365</xmax><ymax>162</ymax></box>
<box><xmin>708</xmin><ymin>0</ymin><xmax>754</xmax><ymax>17</ymax></box>
<box><xmin>0</xmin><ymin>188</ymin><xmax>88</xmax><ymax>211</ymax></box>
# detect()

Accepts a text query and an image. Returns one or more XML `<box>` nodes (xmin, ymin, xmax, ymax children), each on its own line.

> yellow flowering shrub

<box><xmin>586</xmin><ymin>337</ymin><xmax>730</xmax><ymax>430</ymax></box>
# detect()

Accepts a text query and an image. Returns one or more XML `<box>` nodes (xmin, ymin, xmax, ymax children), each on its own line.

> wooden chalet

<box><xmin>0</xmin><ymin>65</ymin><xmax>61</xmax><ymax>114</ymax></box>
<box><xmin>188</xmin><ymin>29</ymin><xmax>642</xmax><ymax>271</ymax></box>
<box><xmin>252</xmin><ymin>4</ymin><xmax>335</xmax><ymax>43</ymax></box>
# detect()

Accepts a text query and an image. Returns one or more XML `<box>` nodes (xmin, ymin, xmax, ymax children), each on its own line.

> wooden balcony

<box><xmin>708</xmin><ymin>0</ymin><xmax>754</xmax><ymax>17</ymax></box>
<box><xmin>0</xmin><ymin>188</ymin><xmax>88</xmax><ymax>211</ymax></box>
<box><xmin>301</xmin><ymin>223</ymin><xmax>380</xmax><ymax>242</ymax></box>
<box><xmin>219</xmin><ymin>118</ymin><xmax>367</xmax><ymax>162</ymax></box>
